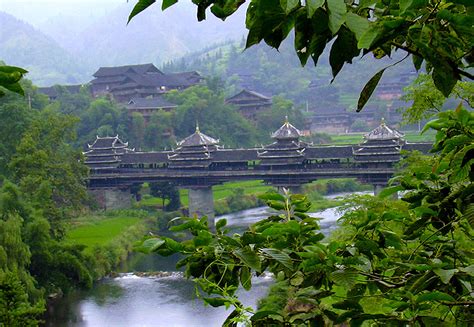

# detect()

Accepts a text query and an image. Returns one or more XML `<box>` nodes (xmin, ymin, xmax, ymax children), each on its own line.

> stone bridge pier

<box><xmin>187</xmin><ymin>186</ymin><xmax>215</xmax><ymax>229</ymax></box>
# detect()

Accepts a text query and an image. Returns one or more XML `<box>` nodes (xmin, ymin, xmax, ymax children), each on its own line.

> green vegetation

<box><xmin>136</xmin><ymin>107</ymin><xmax>473</xmax><ymax>326</ymax></box>
<box><xmin>66</xmin><ymin>215</ymin><xmax>142</xmax><ymax>249</ymax></box>
<box><xmin>130</xmin><ymin>0</ymin><xmax>473</xmax><ymax>108</ymax></box>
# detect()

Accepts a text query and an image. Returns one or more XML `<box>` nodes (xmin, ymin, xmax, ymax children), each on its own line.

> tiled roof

<box><xmin>177</xmin><ymin>126</ymin><xmax>219</xmax><ymax>147</ymax></box>
<box><xmin>226</xmin><ymin>89</ymin><xmax>272</xmax><ymax>102</ymax></box>
<box><xmin>271</xmin><ymin>119</ymin><xmax>302</xmax><ymax>139</ymax></box>
<box><xmin>127</xmin><ymin>97</ymin><xmax>177</xmax><ymax>109</ymax></box>
<box><xmin>364</xmin><ymin>120</ymin><xmax>404</xmax><ymax>140</ymax></box>
<box><xmin>93</xmin><ymin>63</ymin><xmax>162</xmax><ymax>77</ymax></box>
<box><xmin>88</xmin><ymin>136</ymin><xmax>128</xmax><ymax>149</ymax></box>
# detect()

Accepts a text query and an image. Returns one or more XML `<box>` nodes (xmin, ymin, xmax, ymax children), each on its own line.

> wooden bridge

<box><xmin>85</xmin><ymin>120</ymin><xmax>431</xmax><ymax>223</ymax></box>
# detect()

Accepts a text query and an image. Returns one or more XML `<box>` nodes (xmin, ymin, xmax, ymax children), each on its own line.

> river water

<box><xmin>45</xmin><ymin>194</ymin><xmax>352</xmax><ymax>327</ymax></box>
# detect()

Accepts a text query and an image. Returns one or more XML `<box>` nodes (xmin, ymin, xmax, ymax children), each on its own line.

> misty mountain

<box><xmin>1</xmin><ymin>3</ymin><xmax>247</xmax><ymax>86</ymax></box>
<box><xmin>39</xmin><ymin>3</ymin><xmax>247</xmax><ymax>73</ymax></box>
<box><xmin>0</xmin><ymin>11</ymin><xmax>89</xmax><ymax>86</ymax></box>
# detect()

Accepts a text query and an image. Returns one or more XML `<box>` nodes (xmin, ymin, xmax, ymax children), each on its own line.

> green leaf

<box><xmin>357</xmin><ymin>68</ymin><xmax>385</xmax><ymax>112</ymax></box>
<box><xmin>234</xmin><ymin>247</ymin><xmax>262</xmax><ymax>272</ymax></box>
<box><xmin>306</xmin><ymin>0</ymin><xmax>324</xmax><ymax>18</ymax></box>
<box><xmin>251</xmin><ymin>310</ymin><xmax>284</xmax><ymax>322</ymax></box>
<box><xmin>240</xmin><ymin>266</ymin><xmax>252</xmax><ymax>290</ymax></box>
<box><xmin>378</xmin><ymin>185</ymin><xmax>403</xmax><ymax>198</ymax></box>
<box><xmin>327</xmin><ymin>0</ymin><xmax>346</xmax><ymax>34</ymax></box>
<box><xmin>459</xmin><ymin>265</ymin><xmax>474</xmax><ymax>276</ymax></box>
<box><xmin>332</xmin><ymin>300</ymin><xmax>363</xmax><ymax>311</ymax></box>
<box><xmin>290</xmin><ymin>271</ymin><xmax>304</xmax><ymax>286</ymax></box>
<box><xmin>261</xmin><ymin>248</ymin><xmax>294</xmax><ymax>269</ymax></box>
<box><xmin>266</xmin><ymin>200</ymin><xmax>286</xmax><ymax>210</ymax></box>
<box><xmin>330</xmin><ymin>269</ymin><xmax>359</xmax><ymax>288</ymax></box>
<box><xmin>222</xmin><ymin>309</ymin><xmax>240</xmax><ymax>327</ymax></box>
<box><xmin>416</xmin><ymin>291</ymin><xmax>455</xmax><ymax>303</ymax></box>
<box><xmin>348</xmin><ymin>283</ymin><xmax>367</xmax><ymax>298</ymax></box>
<box><xmin>432</xmin><ymin>67</ymin><xmax>457</xmax><ymax>97</ymax></box>
<box><xmin>433</xmin><ymin>268</ymin><xmax>457</xmax><ymax>284</ymax></box>
<box><xmin>203</xmin><ymin>297</ymin><xmax>229</xmax><ymax>307</ymax></box>
<box><xmin>0</xmin><ymin>65</ymin><xmax>28</xmax><ymax>74</ymax></box>
<box><xmin>128</xmin><ymin>0</ymin><xmax>156</xmax><ymax>23</ymax></box>
<box><xmin>162</xmin><ymin>0</ymin><xmax>178</xmax><ymax>10</ymax></box>
<box><xmin>329</xmin><ymin>26</ymin><xmax>360</xmax><ymax>80</ymax></box>
<box><xmin>381</xmin><ymin>230</ymin><xmax>402</xmax><ymax>249</ymax></box>
<box><xmin>345</xmin><ymin>12</ymin><xmax>369</xmax><ymax>41</ymax></box>
<box><xmin>400</xmin><ymin>0</ymin><xmax>428</xmax><ymax>15</ymax></box>
<box><xmin>194</xmin><ymin>230</ymin><xmax>213</xmax><ymax>247</ymax></box>
<box><xmin>216</xmin><ymin>218</ymin><xmax>227</xmax><ymax>231</ymax></box>
<box><xmin>259</xmin><ymin>192</ymin><xmax>285</xmax><ymax>202</ymax></box>
<box><xmin>281</xmin><ymin>0</ymin><xmax>299</xmax><ymax>13</ymax></box>
<box><xmin>136</xmin><ymin>237</ymin><xmax>165</xmax><ymax>253</ymax></box>
<box><xmin>357</xmin><ymin>25</ymin><xmax>380</xmax><ymax>49</ymax></box>
<box><xmin>2</xmin><ymin>82</ymin><xmax>24</xmax><ymax>96</ymax></box>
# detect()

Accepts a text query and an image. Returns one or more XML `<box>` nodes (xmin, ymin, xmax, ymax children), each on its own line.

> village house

<box><xmin>89</xmin><ymin>63</ymin><xmax>202</xmax><ymax>103</ymax></box>
<box><xmin>126</xmin><ymin>96</ymin><xmax>178</xmax><ymax>120</ymax></box>
<box><xmin>225</xmin><ymin>89</ymin><xmax>272</xmax><ymax>120</ymax></box>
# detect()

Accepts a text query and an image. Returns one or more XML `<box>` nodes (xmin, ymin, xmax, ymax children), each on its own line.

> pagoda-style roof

<box><xmin>364</xmin><ymin>119</ymin><xmax>404</xmax><ymax>141</ymax></box>
<box><xmin>353</xmin><ymin>120</ymin><xmax>404</xmax><ymax>164</ymax></box>
<box><xmin>271</xmin><ymin>118</ymin><xmax>302</xmax><ymax>140</ymax></box>
<box><xmin>177</xmin><ymin>126</ymin><xmax>219</xmax><ymax>147</ymax></box>
<box><xmin>84</xmin><ymin>135</ymin><xmax>134</xmax><ymax>170</ymax></box>
<box><xmin>87</xmin><ymin>135</ymin><xmax>129</xmax><ymax>150</ymax></box>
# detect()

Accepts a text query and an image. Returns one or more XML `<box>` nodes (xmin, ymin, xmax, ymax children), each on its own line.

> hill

<box><xmin>35</xmin><ymin>3</ymin><xmax>246</xmax><ymax>74</ymax></box>
<box><xmin>161</xmin><ymin>38</ymin><xmax>416</xmax><ymax>113</ymax></box>
<box><xmin>0</xmin><ymin>11</ymin><xmax>88</xmax><ymax>86</ymax></box>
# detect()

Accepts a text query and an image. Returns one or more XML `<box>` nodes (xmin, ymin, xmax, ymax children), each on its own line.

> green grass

<box><xmin>162</xmin><ymin>181</ymin><xmax>273</xmax><ymax>206</ymax></box>
<box><xmin>66</xmin><ymin>216</ymin><xmax>141</xmax><ymax>248</ymax></box>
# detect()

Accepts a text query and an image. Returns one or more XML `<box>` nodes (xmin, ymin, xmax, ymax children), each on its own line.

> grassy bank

<box><xmin>64</xmin><ymin>209</ymin><xmax>153</xmax><ymax>277</ymax></box>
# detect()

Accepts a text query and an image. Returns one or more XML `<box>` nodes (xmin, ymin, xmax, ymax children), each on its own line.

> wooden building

<box><xmin>225</xmin><ymin>89</ymin><xmax>272</xmax><ymax>120</ymax></box>
<box><xmin>126</xmin><ymin>97</ymin><xmax>178</xmax><ymax>119</ymax></box>
<box><xmin>90</xmin><ymin>63</ymin><xmax>201</xmax><ymax>103</ymax></box>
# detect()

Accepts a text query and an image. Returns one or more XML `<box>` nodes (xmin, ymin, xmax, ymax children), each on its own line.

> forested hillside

<box><xmin>0</xmin><ymin>12</ymin><xmax>89</xmax><ymax>86</ymax></box>
<box><xmin>162</xmin><ymin>38</ymin><xmax>416</xmax><ymax>111</ymax></box>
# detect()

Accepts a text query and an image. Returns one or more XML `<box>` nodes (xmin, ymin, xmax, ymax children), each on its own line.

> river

<box><xmin>45</xmin><ymin>194</ymin><xmax>354</xmax><ymax>327</ymax></box>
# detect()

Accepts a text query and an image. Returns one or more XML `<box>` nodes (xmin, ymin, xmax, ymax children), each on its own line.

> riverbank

<box><xmin>46</xmin><ymin>192</ymin><xmax>361</xmax><ymax>326</ymax></box>
<box><xmin>64</xmin><ymin>209</ymin><xmax>154</xmax><ymax>279</ymax></box>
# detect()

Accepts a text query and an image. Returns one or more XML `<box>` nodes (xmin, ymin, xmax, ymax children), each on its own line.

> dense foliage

<box><xmin>130</xmin><ymin>0</ymin><xmax>474</xmax><ymax>110</ymax></box>
<box><xmin>137</xmin><ymin>106</ymin><xmax>473</xmax><ymax>326</ymax></box>
<box><xmin>0</xmin><ymin>82</ymin><xmax>94</xmax><ymax>324</ymax></box>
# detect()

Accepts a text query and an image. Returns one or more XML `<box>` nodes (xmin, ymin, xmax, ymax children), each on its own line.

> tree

<box><xmin>166</xmin><ymin>85</ymin><xmax>258</xmax><ymax>147</ymax></box>
<box><xmin>401</xmin><ymin>73</ymin><xmax>474</xmax><ymax>124</ymax></box>
<box><xmin>136</xmin><ymin>106</ymin><xmax>473</xmax><ymax>326</ymax></box>
<box><xmin>129</xmin><ymin>0</ymin><xmax>474</xmax><ymax>110</ymax></box>
<box><xmin>9</xmin><ymin>109</ymin><xmax>88</xmax><ymax>239</ymax></box>
<box><xmin>149</xmin><ymin>182</ymin><xmax>181</xmax><ymax>211</ymax></box>
<box><xmin>0</xmin><ymin>274</ymin><xmax>44</xmax><ymax>327</ymax></box>
<box><xmin>130</xmin><ymin>112</ymin><xmax>146</xmax><ymax>149</ymax></box>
